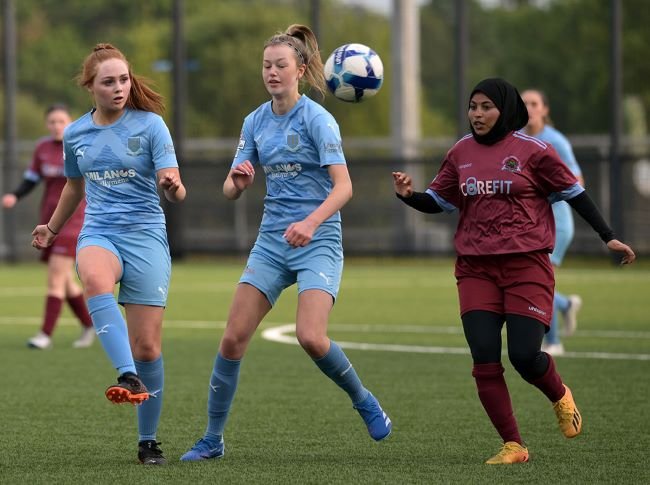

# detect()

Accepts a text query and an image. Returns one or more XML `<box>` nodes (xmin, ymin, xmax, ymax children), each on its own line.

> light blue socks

<box><xmin>87</xmin><ymin>293</ymin><xmax>135</xmax><ymax>375</ymax></box>
<box><xmin>205</xmin><ymin>353</ymin><xmax>241</xmax><ymax>442</ymax></box>
<box><xmin>135</xmin><ymin>355</ymin><xmax>164</xmax><ymax>441</ymax></box>
<box><xmin>313</xmin><ymin>340</ymin><xmax>369</xmax><ymax>405</ymax></box>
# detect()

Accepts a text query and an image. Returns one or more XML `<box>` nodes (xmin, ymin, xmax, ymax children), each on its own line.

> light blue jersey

<box><xmin>534</xmin><ymin>125</ymin><xmax>582</xmax><ymax>266</ymax></box>
<box><xmin>535</xmin><ymin>126</ymin><xmax>581</xmax><ymax>177</ymax></box>
<box><xmin>233</xmin><ymin>94</ymin><xmax>346</xmax><ymax>232</ymax></box>
<box><xmin>63</xmin><ymin>108</ymin><xmax>178</xmax><ymax>234</ymax></box>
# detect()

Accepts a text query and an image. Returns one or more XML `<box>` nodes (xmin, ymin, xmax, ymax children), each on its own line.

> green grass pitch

<box><xmin>0</xmin><ymin>257</ymin><xmax>648</xmax><ymax>483</ymax></box>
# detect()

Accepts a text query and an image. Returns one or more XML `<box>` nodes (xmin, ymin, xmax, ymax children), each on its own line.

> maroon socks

<box><xmin>527</xmin><ymin>353</ymin><xmax>566</xmax><ymax>402</ymax></box>
<box><xmin>67</xmin><ymin>294</ymin><xmax>93</xmax><ymax>328</ymax></box>
<box><xmin>472</xmin><ymin>363</ymin><xmax>522</xmax><ymax>445</ymax></box>
<box><xmin>41</xmin><ymin>296</ymin><xmax>63</xmax><ymax>336</ymax></box>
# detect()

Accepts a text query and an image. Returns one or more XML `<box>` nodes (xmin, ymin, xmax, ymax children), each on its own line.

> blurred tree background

<box><xmin>2</xmin><ymin>0</ymin><xmax>649</xmax><ymax>141</ymax></box>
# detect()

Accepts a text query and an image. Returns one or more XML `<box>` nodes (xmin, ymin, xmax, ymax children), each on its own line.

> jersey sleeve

<box><xmin>533</xmin><ymin>146</ymin><xmax>580</xmax><ymax>199</ymax></box>
<box><xmin>24</xmin><ymin>142</ymin><xmax>43</xmax><ymax>183</ymax></box>
<box><xmin>309</xmin><ymin>113</ymin><xmax>346</xmax><ymax>167</ymax></box>
<box><xmin>428</xmin><ymin>156</ymin><xmax>460</xmax><ymax>210</ymax></box>
<box><xmin>150</xmin><ymin>115</ymin><xmax>179</xmax><ymax>171</ymax></box>
<box><xmin>63</xmin><ymin>136</ymin><xmax>82</xmax><ymax>178</ymax></box>
<box><xmin>552</xmin><ymin>134</ymin><xmax>582</xmax><ymax>176</ymax></box>
<box><xmin>232</xmin><ymin>115</ymin><xmax>258</xmax><ymax>167</ymax></box>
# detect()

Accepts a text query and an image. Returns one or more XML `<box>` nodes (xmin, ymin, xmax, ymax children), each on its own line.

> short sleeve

<box><xmin>150</xmin><ymin>115</ymin><xmax>178</xmax><ymax>171</ymax></box>
<box><xmin>428</xmin><ymin>157</ymin><xmax>461</xmax><ymax>208</ymax></box>
<box><xmin>533</xmin><ymin>146</ymin><xmax>579</xmax><ymax>197</ymax></box>
<box><xmin>309</xmin><ymin>113</ymin><xmax>346</xmax><ymax>167</ymax></box>
<box><xmin>63</xmin><ymin>137</ymin><xmax>82</xmax><ymax>178</ymax></box>
<box><xmin>232</xmin><ymin>116</ymin><xmax>258</xmax><ymax>167</ymax></box>
<box><xmin>24</xmin><ymin>144</ymin><xmax>43</xmax><ymax>182</ymax></box>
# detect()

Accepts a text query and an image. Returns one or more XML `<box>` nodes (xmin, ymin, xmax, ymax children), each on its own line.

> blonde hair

<box><xmin>77</xmin><ymin>43</ymin><xmax>165</xmax><ymax>115</ymax></box>
<box><xmin>264</xmin><ymin>24</ymin><xmax>326</xmax><ymax>98</ymax></box>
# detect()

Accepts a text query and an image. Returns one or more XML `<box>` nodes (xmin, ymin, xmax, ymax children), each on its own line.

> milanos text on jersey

<box><xmin>85</xmin><ymin>168</ymin><xmax>137</xmax><ymax>187</ymax></box>
<box><xmin>263</xmin><ymin>162</ymin><xmax>302</xmax><ymax>179</ymax></box>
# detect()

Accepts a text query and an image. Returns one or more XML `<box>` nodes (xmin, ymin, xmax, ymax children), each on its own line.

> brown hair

<box><xmin>77</xmin><ymin>43</ymin><xmax>165</xmax><ymax>115</ymax></box>
<box><xmin>44</xmin><ymin>103</ymin><xmax>70</xmax><ymax>117</ymax></box>
<box><xmin>264</xmin><ymin>24</ymin><xmax>326</xmax><ymax>98</ymax></box>
<box><xmin>525</xmin><ymin>88</ymin><xmax>553</xmax><ymax>126</ymax></box>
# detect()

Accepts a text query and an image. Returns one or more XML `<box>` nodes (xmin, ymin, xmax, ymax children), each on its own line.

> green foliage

<box><xmin>2</xmin><ymin>0</ymin><xmax>649</xmax><ymax>138</ymax></box>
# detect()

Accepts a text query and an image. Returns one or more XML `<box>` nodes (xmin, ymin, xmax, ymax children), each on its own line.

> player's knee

<box><xmin>220</xmin><ymin>333</ymin><xmax>249</xmax><ymax>359</ymax></box>
<box><xmin>508</xmin><ymin>349</ymin><xmax>543</xmax><ymax>379</ymax></box>
<box><xmin>295</xmin><ymin>330</ymin><xmax>328</xmax><ymax>357</ymax></box>
<box><xmin>132</xmin><ymin>340</ymin><xmax>161</xmax><ymax>361</ymax></box>
<box><xmin>81</xmin><ymin>273</ymin><xmax>114</xmax><ymax>297</ymax></box>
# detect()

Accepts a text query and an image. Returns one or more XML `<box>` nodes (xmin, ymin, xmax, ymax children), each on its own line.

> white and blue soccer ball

<box><xmin>324</xmin><ymin>43</ymin><xmax>383</xmax><ymax>103</ymax></box>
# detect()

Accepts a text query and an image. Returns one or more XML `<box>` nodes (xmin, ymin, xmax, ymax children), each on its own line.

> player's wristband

<box><xmin>46</xmin><ymin>224</ymin><xmax>59</xmax><ymax>236</ymax></box>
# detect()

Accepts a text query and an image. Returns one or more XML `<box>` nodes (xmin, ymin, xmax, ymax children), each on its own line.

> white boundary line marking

<box><xmin>261</xmin><ymin>324</ymin><xmax>650</xmax><ymax>362</ymax></box>
<box><xmin>2</xmin><ymin>317</ymin><xmax>649</xmax><ymax>361</ymax></box>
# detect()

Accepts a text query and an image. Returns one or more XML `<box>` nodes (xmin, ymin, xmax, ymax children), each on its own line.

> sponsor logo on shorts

<box><xmin>528</xmin><ymin>305</ymin><xmax>547</xmax><ymax>316</ymax></box>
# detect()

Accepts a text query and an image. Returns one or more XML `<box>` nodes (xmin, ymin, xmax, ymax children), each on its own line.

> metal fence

<box><xmin>1</xmin><ymin>136</ymin><xmax>649</xmax><ymax>261</ymax></box>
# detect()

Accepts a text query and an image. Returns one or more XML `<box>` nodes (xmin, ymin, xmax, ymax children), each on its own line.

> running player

<box><xmin>31</xmin><ymin>43</ymin><xmax>186</xmax><ymax>465</ymax></box>
<box><xmin>181</xmin><ymin>24</ymin><xmax>391</xmax><ymax>462</ymax></box>
<box><xmin>2</xmin><ymin>104</ymin><xmax>93</xmax><ymax>349</ymax></box>
<box><xmin>522</xmin><ymin>89</ymin><xmax>583</xmax><ymax>355</ymax></box>
<box><xmin>393</xmin><ymin>78</ymin><xmax>635</xmax><ymax>464</ymax></box>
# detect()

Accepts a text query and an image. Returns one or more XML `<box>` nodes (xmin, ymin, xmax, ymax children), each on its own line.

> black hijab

<box><xmin>469</xmin><ymin>78</ymin><xmax>529</xmax><ymax>145</ymax></box>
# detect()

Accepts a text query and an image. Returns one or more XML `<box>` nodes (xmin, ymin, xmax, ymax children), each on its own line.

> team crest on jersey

<box><xmin>501</xmin><ymin>156</ymin><xmax>521</xmax><ymax>172</ymax></box>
<box><xmin>126</xmin><ymin>137</ymin><xmax>143</xmax><ymax>156</ymax></box>
<box><xmin>286</xmin><ymin>132</ymin><xmax>301</xmax><ymax>152</ymax></box>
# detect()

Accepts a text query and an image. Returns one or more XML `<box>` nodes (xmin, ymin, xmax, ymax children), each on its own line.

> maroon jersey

<box><xmin>26</xmin><ymin>137</ymin><xmax>85</xmax><ymax>237</ymax></box>
<box><xmin>429</xmin><ymin>131</ymin><xmax>579</xmax><ymax>256</ymax></box>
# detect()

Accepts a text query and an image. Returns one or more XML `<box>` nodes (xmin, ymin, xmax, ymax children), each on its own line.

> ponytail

<box><xmin>265</xmin><ymin>24</ymin><xmax>326</xmax><ymax>98</ymax></box>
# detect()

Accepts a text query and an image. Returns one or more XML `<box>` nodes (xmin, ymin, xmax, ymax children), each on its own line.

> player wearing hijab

<box><xmin>180</xmin><ymin>24</ymin><xmax>391</xmax><ymax>462</ymax></box>
<box><xmin>2</xmin><ymin>104</ymin><xmax>93</xmax><ymax>349</ymax></box>
<box><xmin>392</xmin><ymin>78</ymin><xmax>635</xmax><ymax>464</ymax></box>
<box><xmin>522</xmin><ymin>89</ymin><xmax>583</xmax><ymax>355</ymax></box>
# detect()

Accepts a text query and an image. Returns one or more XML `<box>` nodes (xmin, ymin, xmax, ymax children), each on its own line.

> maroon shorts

<box><xmin>40</xmin><ymin>234</ymin><xmax>78</xmax><ymax>262</ymax></box>
<box><xmin>455</xmin><ymin>251</ymin><xmax>555</xmax><ymax>326</ymax></box>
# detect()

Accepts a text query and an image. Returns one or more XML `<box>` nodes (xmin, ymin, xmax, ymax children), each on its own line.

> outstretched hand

<box><xmin>606</xmin><ymin>239</ymin><xmax>636</xmax><ymax>265</ymax></box>
<box><xmin>392</xmin><ymin>171</ymin><xmax>414</xmax><ymax>198</ymax></box>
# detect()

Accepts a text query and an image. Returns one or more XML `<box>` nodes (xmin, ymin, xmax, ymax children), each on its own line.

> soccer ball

<box><xmin>324</xmin><ymin>43</ymin><xmax>383</xmax><ymax>103</ymax></box>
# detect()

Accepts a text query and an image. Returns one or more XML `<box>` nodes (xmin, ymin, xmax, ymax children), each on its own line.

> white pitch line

<box><xmin>261</xmin><ymin>324</ymin><xmax>650</xmax><ymax>362</ymax></box>
<box><xmin>2</xmin><ymin>317</ymin><xmax>649</xmax><ymax>360</ymax></box>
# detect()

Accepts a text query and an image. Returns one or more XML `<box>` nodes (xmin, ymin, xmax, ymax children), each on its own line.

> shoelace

<box><xmin>498</xmin><ymin>443</ymin><xmax>522</xmax><ymax>456</ymax></box>
<box><xmin>144</xmin><ymin>441</ymin><xmax>164</xmax><ymax>455</ymax></box>
<box><xmin>554</xmin><ymin>398</ymin><xmax>574</xmax><ymax>420</ymax></box>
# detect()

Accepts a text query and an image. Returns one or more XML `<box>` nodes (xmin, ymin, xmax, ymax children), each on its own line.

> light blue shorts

<box><xmin>76</xmin><ymin>228</ymin><xmax>171</xmax><ymax>306</ymax></box>
<box><xmin>240</xmin><ymin>224</ymin><xmax>344</xmax><ymax>306</ymax></box>
<box><xmin>550</xmin><ymin>201</ymin><xmax>575</xmax><ymax>266</ymax></box>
